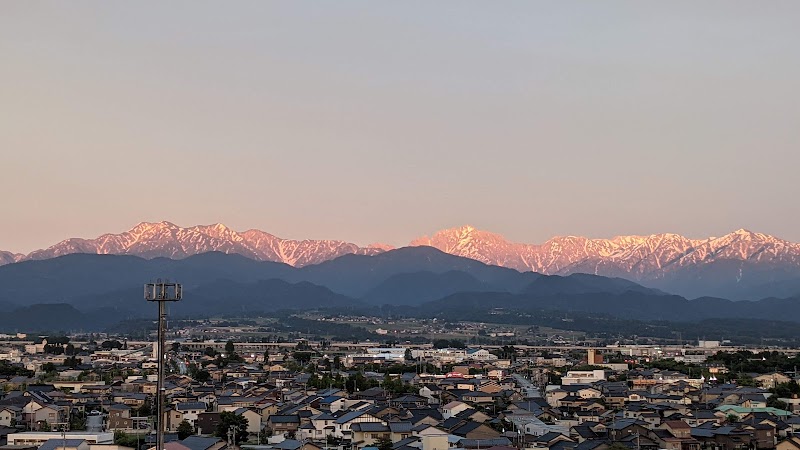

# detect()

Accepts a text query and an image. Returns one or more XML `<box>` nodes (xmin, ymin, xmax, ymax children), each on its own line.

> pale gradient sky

<box><xmin>1</xmin><ymin>1</ymin><xmax>799</xmax><ymax>254</ymax></box>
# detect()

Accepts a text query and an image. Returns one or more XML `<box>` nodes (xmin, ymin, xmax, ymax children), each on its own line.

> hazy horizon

<box><xmin>2</xmin><ymin>2</ymin><xmax>799</xmax><ymax>253</ymax></box>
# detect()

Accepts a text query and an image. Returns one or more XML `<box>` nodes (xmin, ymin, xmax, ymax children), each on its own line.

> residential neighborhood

<box><xmin>3</xmin><ymin>334</ymin><xmax>800</xmax><ymax>450</ymax></box>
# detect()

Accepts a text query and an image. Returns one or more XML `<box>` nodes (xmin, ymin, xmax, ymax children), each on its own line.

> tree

<box><xmin>70</xmin><ymin>411</ymin><xmax>87</xmax><ymax>431</ymax></box>
<box><xmin>45</xmin><ymin>336</ymin><xmax>70</xmax><ymax>345</ymax></box>
<box><xmin>771</xmin><ymin>381</ymin><xmax>800</xmax><ymax>398</ymax></box>
<box><xmin>194</xmin><ymin>369</ymin><xmax>211</xmax><ymax>383</ymax></box>
<box><xmin>136</xmin><ymin>399</ymin><xmax>152</xmax><ymax>417</ymax></box>
<box><xmin>433</xmin><ymin>339</ymin><xmax>465</xmax><ymax>349</ymax></box>
<box><xmin>42</xmin><ymin>363</ymin><xmax>57</xmax><ymax>373</ymax></box>
<box><xmin>726</xmin><ymin>413</ymin><xmax>740</xmax><ymax>424</ymax></box>
<box><xmin>345</xmin><ymin>372</ymin><xmax>379</xmax><ymax>393</ymax></box>
<box><xmin>374</xmin><ymin>435</ymin><xmax>393</xmax><ymax>450</ymax></box>
<box><xmin>204</xmin><ymin>347</ymin><xmax>217</xmax><ymax>357</ymax></box>
<box><xmin>735</xmin><ymin>375</ymin><xmax>757</xmax><ymax>387</ymax></box>
<box><xmin>44</xmin><ymin>345</ymin><xmax>64</xmax><ymax>355</ymax></box>
<box><xmin>177</xmin><ymin>420</ymin><xmax>194</xmax><ymax>440</ymax></box>
<box><xmin>0</xmin><ymin>361</ymin><xmax>33</xmax><ymax>377</ymax></box>
<box><xmin>404</xmin><ymin>348</ymin><xmax>414</xmax><ymax>362</ymax></box>
<box><xmin>292</xmin><ymin>351</ymin><xmax>313</xmax><ymax>364</ymax></box>
<box><xmin>767</xmin><ymin>395</ymin><xmax>789</xmax><ymax>410</ymax></box>
<box><xmin>101</xmin><ymin>340</ymin><xmax>123</xmax><ymax>350</ymax></box>
<box><xmin>215</xmin><ymin>411</ymin><xmax>249</xmax><ymax>442</ymax></box>
<box><xmin>114</xmin><ymin>431</ymin><xmax>140</xmax><ymax>448</ymax></box>
<box><xmin>64</xmin><ymin>356</ymin><xmax>82</xmax><ymax>369</ymax></box>
<box><xmin>225</xmin><ymin>340</ymin><xmax>235</xmax><ymax>355</ymax></box>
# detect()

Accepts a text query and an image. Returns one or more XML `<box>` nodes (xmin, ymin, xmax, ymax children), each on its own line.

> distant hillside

<box><xmin>3</xmin><ymin>248</ymin><xmax>800</xmax><ymax>333</ymax></box>
<box><xmin>0</xmin><ymin>304</ymin><xmax>120</xmax><ymax>333</ymax></box>
<box><xmin>6</xmin><ymin>221</ymin><xmax>800</xmax><ymax>299</ymax></box>
<box><xmin>361</xmin><ymin>271</ymin><xmax>496</xmax><ymax>305</ymax></box>
<box><xmin>296</xmin><ymin>246</ymin><xmax>540</xmax><ymax>297</ymax></box>
<box><xmin>414</xmin><ymin>290</ymin><xmax>800</xmax><ymax>323</ymax></box>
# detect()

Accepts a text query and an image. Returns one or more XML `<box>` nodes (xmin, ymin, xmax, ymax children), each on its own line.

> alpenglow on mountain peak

<box><xmin>21</xmin><ymin>221</ymin><xmax>386</xmax><ymax>267</ymax></box>
<box><xmin>4</xmin><ymin>223</ymin><xmax>800</xmax><ymax>284</ymax></box>
<box><xmin>410</xmin><ymin>224</ymin><xmax>798</xmax><ymax>278</ymax></box>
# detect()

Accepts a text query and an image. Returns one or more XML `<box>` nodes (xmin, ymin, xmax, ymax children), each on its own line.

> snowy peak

<box><xmin>19</xmin><ymin>222</ymin><xmax>382</xmax><ymax>267</ymax></box>
<box><xmin>409</xmin><ymin>225</ymin><xmax>800</xmax><ymax>279</ymax></box>
<box><xmin>410</xmin><ymin>224</ymin><xmax>510</xmax><ymax>252</ymax></box>
<box><xmin>409</xmin><ymin>225</ymin><xmax>526</xmax><ymax>268</ymax></box>
<box><xmin>129</xmin><ymin>220</ymin><xmax>180</xmax><ymax>235</ymax></box>
<box><xmin>0</xmin><ymin>251</ymin><xmax>24</xmax><ymax>265</ymax></box>
<box><xmin>5</xmin><ymin>223</ymin><xmax>800</xmax><ymax>290</ymax></box>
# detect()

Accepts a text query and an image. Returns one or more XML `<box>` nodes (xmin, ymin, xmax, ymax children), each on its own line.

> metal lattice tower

<box><xmin>144</xmin><ymin>280</ymin><xmax>182</xmax><ymax>450</ymax></box>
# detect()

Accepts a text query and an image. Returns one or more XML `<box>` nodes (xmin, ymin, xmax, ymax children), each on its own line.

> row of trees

<box><xmin>115</xmin><ymin>412</ymin><xmax>249</xmax><ymax>446</ymax></box>
<box><xmin>305</xmin><ymin>371</ymin><xmax>417</xmax><ymax>395</ymax></box>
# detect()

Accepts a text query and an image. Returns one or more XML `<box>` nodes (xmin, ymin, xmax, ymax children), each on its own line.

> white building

<box><xmin>366</xmin><ymin>347</ymin><xmax>407</xmax><ymax>358</ymax></box>
<box><xmin>561</xmin><ymin>370</ymin><xmax>606</xmax><ymax>385</ymax></box>
<box><xmin>411</xmin><ymin>348</ymin><xmax>468</xmax><ymax>363</ymax></box>
<box><xmin>7</xmin><ymin>432</ymin><xmax>114</xmax><ymax>447</ymax></box>
<box><xmin>466</xmin><ymin>348</ymin><xmax>498</xmax><ymax>362</ymax></box>
<box><xmin>345</xmin><ymin>348</ymin><xmax>408</xmax><ymax>366</ymax></box>
<box><xmin>0</xmin><ymin>349</ymin><xmax>21</xmax><ymax>363</ymax></box>
<box><xmin>441</xmin><ymin>401</ymin><xmax>470</xmax><ymax>419</ymax></box>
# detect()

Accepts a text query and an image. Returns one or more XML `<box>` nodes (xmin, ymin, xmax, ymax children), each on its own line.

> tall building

<box><xmin>588</xmin><ymin>349</ymin><xmax>603</xmax><ymax>365</ymax></box>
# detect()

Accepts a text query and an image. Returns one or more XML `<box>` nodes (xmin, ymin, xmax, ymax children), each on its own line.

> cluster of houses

<box><xmin>3</xmin><ymin>340</ymin><xmax>800</xmax><ymax>450</ymax></box>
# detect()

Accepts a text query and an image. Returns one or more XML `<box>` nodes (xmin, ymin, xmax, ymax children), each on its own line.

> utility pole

<box><xmin>54</xmin><ymin>422</ymin><xmax>69</xmax><ymax>450</ymax></box>
<box><xmin>145</xmin><ymin>280</ymin><xmax>182</xmax><ymax>450</ymax></box>
<box><xmin>227</xmin><ymin>425</ymin><xmax>237</xmax><ymax>449</ymax></box>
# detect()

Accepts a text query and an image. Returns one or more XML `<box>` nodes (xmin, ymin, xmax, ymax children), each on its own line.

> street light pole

<box><xmin>145</xmin><ymin>280</ymin><xmax>182</xmax><ymax>450</ymax></box>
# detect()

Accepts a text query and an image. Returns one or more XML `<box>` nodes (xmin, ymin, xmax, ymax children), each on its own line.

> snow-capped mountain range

<box><xmin>411</xmin><ymin>226</ymin><xmax>800</xmax><ymax>299</ymax></box>
<box><xmin>4</xmin><ymin>222</ymin><xmax>800</xmax><ymax>298</ymax></box>
<box><xmin>413</xmin><ymin>225</ymin><xmax>800</xmax><ymax>276</ymax></box>
<box><xmin>19</xmin><ymin>222</ymin><xmax>386</xmax><ymax>267</ymax></box>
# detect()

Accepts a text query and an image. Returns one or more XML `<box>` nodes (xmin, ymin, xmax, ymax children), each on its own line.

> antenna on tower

<box><xmin>145</xmin><ymin>279</ymin><xmax>182</xmax><ymax>450</ymax></box>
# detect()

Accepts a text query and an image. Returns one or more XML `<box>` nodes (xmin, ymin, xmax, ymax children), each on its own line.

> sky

<box><xmin>1</xmin><ymin>2</ymin><xmax>799</xmax><ymax>254</ymax></box>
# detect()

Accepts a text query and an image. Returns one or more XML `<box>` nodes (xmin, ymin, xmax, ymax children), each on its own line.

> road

<box><xmin>513</xmin><ymin>373</ymin><xmax>542</xmax><ymax>398</ymax></box>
